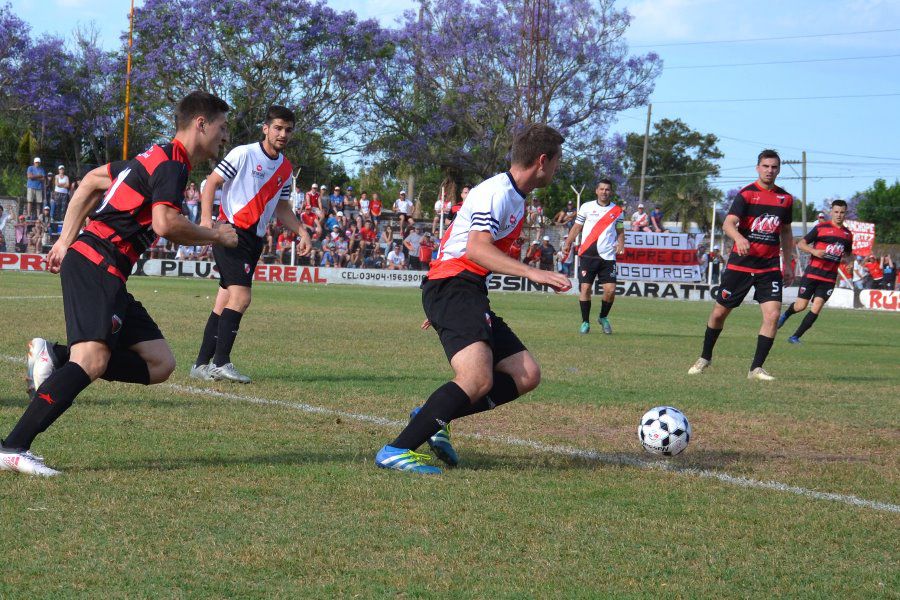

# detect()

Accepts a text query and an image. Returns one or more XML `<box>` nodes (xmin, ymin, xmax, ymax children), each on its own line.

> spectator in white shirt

<box><xmin>393</xmin><ymin>190</ymin><xmax>413</xmax><ymax>234</ymax></box>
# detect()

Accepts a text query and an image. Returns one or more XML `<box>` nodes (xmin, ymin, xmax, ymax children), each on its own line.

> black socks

<box><xmin>750</xmin><ymin>335</ymin><xmax>775</xmax><ymax>370</ymax></box>
<box><xmin>793</xmin><ymin>312</ymin><xmax>819</xmax><ymax>339</ymax></box>
<box><xmin>3</xmin><ymin>362</ymin><xmax>91</xmax><ymax>450</ymax></box>
<box><xmin>701</xmin><ymin>326</ymin><xmax>723</xmax><ymax>361</ymax></box>
<box><xmin>600</xmin><ymin>300</ymin><xmax>613</xmax><ymax>318</ymax></box>
<box><xmin>392</xmin><ymin>382</ymin><xmax>469</xmax><ymax>450</ymax></box>
<box><xmin>195</xmin><ymin>311</ymin><xmax>220</xmax><ymax>367</ymax></box>
<box><xmin>213</xmin><ymin>308</ymin><xmax>243</xmax><ymax>368</ymax></box>
<box><xmin>579</xmin><ymin>300</ymin><xmax>591</xmax><ymax>323</ymax></box>
<box><xmin>451</xmin><ymin>372</ymin><xmax>520</xmax><ymax>420</ymax></box>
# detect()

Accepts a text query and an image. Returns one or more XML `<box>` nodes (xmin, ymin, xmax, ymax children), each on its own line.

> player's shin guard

<box><xmin>579</xmin><ymin>300</ymin><xmax>591</xmax><ymax>323</ymax></box>
<box><xmin>3</xmin><ymin>363</ymin><xmax>91</xmax><ymax>450</ymax></box>
<box><xmin>391</xmin><ymin>382</ymin><xmax>469</xmax><ymax>450</ymax></box>
<box><xmin>452</xmin><ymin>372</ymin><xmax>520</xmax><ymax>420</ymax></box>
<box><xmin>793</xmin><ymin>311</ymin><xmax>819</xmax><ymax>339</ymax></box>
<box><xmin>701</xmin><ymin>326</ymin><xmax>723</xmax><ymax>361</ymax></box>
<box><xmin>101</xmin><ymin>349</ymin><xmax>151</xmax><ymax>385</ymax></box>
<box><xmin>213</xmin><ymin>308</ymin><xmax>243</xmax><ymax>368</ymax></box>
<box><xmin>195</xmin><ymin>311</ymin><xmax>219</xmax><ymax>367</ymax></box>
<box><xmin>600</xmin><ymin>300</ymin><xmax>613</xmax><ymax>318</ymax></box>
<box><xmin>750</xmin><ymin>335</ymin><xmax>775</xmax><ymax>370</ymax></box>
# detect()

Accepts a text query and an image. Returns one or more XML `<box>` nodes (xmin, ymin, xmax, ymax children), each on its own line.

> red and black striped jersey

<box><xmin>77</xmin><ymin>140</ymin><xmax>190</xmax><ymax>278</ymax></box>
<box><xmin>802</xmin><ymin>221</ymin><xmax>853</xmax><ymax>282</ymax></box>
<box><xmin>725</xmin><ymin>183</ymin><xmax>793</xmax><ymax>274</ymax></box>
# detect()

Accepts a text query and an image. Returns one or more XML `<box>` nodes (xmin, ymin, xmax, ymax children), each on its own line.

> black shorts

<box><xmin>797</xmin><ymin>277</ymin><xmax>836</xmax><ymax>302</ymax></box>
<box><xmin>61</xmin><ymin>250</ymin><xmax>163</xmax><ymax>348</ymax></box>
<box><xmin>578</xmin><ymin>256</ymin><xmax>617</xmax><ymax>286</ymax></box>
<box><xmin>213</xmin><ymin>226</ymin><xmax>264</xmax><ymax>289</ymax></box>
<box><xmin>422</xmin><ymin>276</ymin><xmax>527</xmax><ymax>364</ymax></box>
<box><xmin>715</xmin><ymin>268</ymin><xmax>782</xmax><ymax>308</ymax></box>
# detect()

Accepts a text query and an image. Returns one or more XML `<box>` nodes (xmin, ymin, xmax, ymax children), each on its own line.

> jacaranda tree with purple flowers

<box><xmin>128</xmin><ymin>0</ymin><xmax>392</xmax><ymax>154</ymax></box>
<box><xmin>362</xmin><ymin>0</ymin><xmax>661</xmax><ymax>183</ymax></box>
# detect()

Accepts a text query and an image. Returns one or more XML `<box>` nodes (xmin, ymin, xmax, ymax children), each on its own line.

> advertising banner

<box><xmin>859</xmin><ymin>289</ymin><xmax>900</xmax><ymax>312</ymax></box>
<box><xmin>617</xmin><ymin>232</ymin><xmax>702</xmax><ymax>282</ymax></box>
<box><xmin>844</xmin><ymin>220</ymin><xmax>875</xmax><ymax>256</ymax></box>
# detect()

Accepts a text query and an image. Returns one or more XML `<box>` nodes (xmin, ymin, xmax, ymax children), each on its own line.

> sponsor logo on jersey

<box><xmin>824</xmin><ymin>243</ymin><xmax>845</xmax><ymax>259</ymax></box>
<box><xmin>750</xmin><ymin>214</ymin><xmax>781</xmax><ymax>235</ymax></box>
<box><xmin>111</xmin><ymin>314</ymin><xmax>122</xmax><ymax>334</ymax></box>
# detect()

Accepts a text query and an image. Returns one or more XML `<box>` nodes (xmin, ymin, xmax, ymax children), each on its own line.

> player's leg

<box><xmin>597</xmin><ymin>276</ymin><xmax>616</xmax><ymax>334</ymax></box>
<box><xmin>748</xmin><ymin>299</ymin><xmax>781</xmax><ymax>380</ymax></box>
<box><xmin>578</xmin><ymin>281</ymin><xmax>593</xmax><ymax>334</ymax></box>
<box><xmin>210</xmin><ymin>284</ymin><xmax>252</xmax><ymax>383</ymax></box>
<box><xmin>791</xmin><ymin>294</ymin><xmax>828</xmax><ymax>342</ymax></box>
<box><xmin>192</xmin><ymin>286</ymin><xmax>228</xmax><ymax>377</ymax></box>
<box><xmin>778</xmin><ymin>281</ymin><xmax>811</xmax><ymax>329</ymax></box>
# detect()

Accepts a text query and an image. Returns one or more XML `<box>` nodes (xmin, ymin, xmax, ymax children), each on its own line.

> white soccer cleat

<box><xmin>687</xmin><ymin>357</ymin><xmax>710</xmax><ymax>375</ymax></box>
<box><xmin>209</xmin><ymin>363</ymin><xmax>251</xmax><ymax>384</ymax></box>
<box><xmin>189</xmin><ymin>363</ymin><xmax>215</xmax><ymax>381</ymax></box>
<box><xmin>26</xmin><ymin>338</ymin><xmax>57</xmax><ymax>395</ymax></box>
<box><xmin>0</xmin><ymin>448</ymin><xmax>61</xmax><ymax>477</ymax></box>
<box><xmin>747</xmin><ymin>367</ymin><xmax>775</xmax><ymax>381</ymax></box>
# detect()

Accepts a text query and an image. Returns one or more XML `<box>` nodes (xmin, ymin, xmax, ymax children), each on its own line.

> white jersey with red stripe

<box><xmin>427</xmin><ymin>171</ymin><xmax>526</xmax><ymax>281</ymax></box>
<box><xmin>214</xmin><ymin>142</ymin><xmax>293</xmax><ymax>237</ymax></box>
<box><xmin>576</xmin><ymin>200</ymin><xmax>624</xmax><ymax>260</ymax></box>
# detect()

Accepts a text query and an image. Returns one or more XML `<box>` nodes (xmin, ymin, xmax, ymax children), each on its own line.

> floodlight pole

<box><xmin>638</xmin><ymin>103</ymin><xmax>652</xmax><ymax>206</ymax></box>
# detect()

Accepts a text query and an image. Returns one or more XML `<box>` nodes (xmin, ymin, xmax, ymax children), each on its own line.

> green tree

<box><xmin>855</xmin><ymin>178</ymin><xmax>900</xmax><ymax>244</ymax></box>
<box><xmin>16</xmin><ymin>130</ymin><xmax>37</xmax><ymax>167</ymax></box>
<box><xmin>623</xmin><ymin>118</ymin><xmax>723</xmax><ymax>230</ymax></box>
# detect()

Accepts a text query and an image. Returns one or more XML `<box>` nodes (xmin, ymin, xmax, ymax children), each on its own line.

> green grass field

<box><xmin>1</xmin><ymin>271</ymin><xmax>897</xmax><ymax>598</ymax></box>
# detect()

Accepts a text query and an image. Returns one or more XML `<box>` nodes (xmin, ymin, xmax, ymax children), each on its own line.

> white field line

<box><xmin>2</xmin><ymin>355</ymin><xmax>898</xmax><ymax>514</ymax></box>
<box><xmin>0</xmin><ymin>295</ymin><xmax>62</xmax><ymax>300</ymax></box>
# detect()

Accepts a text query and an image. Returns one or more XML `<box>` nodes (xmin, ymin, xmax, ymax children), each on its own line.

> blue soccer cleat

<box><xmin>375</xmin><ymin>445</ymin><xmax>442</xmax><ymax>474</ymax></box>
<box><xmin>788</xmin><ymin>336</ymin><xmax>802</xmax><ymax>344</ymax></box>
<box><xmin>579</xmin><ymin>322</ymin><xmax>590</xmax><ymax>334</ymax></box>
<box><xmin>598</xmin><ymin>316</ymin><xmax>612</xmax><ymax>335</ymax></box>
<box><xmin>777</xmin><ymin>312</ymin><xmax>790</xmax><ymax>329</ymax></box>
<box><xmin>410</xmin><ymin>407</ymin><xmax>459</xmax><ymax>467</ymax></box>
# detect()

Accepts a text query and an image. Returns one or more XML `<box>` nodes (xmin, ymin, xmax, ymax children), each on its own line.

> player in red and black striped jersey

<box><xmin>777</xmin><ymin>199</ymin><xmax>853</xmax><ymax>343</ymax></box>
<box><xmin>1</xmin><ymin>92</ymin><xmax>239</xmax><ymax>476</ymax></box>
<box><xmin>688</xmin><ymin>150</ymin><xmax>795</xmax><ymax>381</ymax></box>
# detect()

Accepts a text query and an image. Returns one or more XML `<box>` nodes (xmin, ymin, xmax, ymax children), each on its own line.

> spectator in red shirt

<box><xmin>370</xmin><ymin>192</ymin><xmax>383</xmax><ymax>226</ymax></box>
<box><xmin>277</xmin><ymin>229</ymin><xmax>296</xmax><ymax>264</ymax></box>
<box><xmin>525</xmin><ymin>240</ymin><xmax>541</xmax><ymax>267</ymax></box>
<box><xmin>418</xmin><ymin>231</ymin><xmax>435</xmax><ymax>269</ymax></box>
<box><xmin>865</xmin><ymin>255</ymin><xmax>884</xmax><ymax>288</ymax></box>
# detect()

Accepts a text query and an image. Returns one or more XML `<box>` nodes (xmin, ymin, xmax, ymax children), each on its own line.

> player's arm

<box><xmin>466</xmin><ymin>230</ymin><xmax>571</xmax><ymax>292</ymax></box>
<box><xmin>275</xmin><ymin>199</ymin><xmax>311</xmax><ymax>256</ymax></box>
<box><xmin>722</xmin><ymin>215</ymin><xmax>749</xmax><ymax>255</ymax></box>
<box><xmin>45</xmin><ymin>165</ymin><xmax>114</xmax><ymax>273</ymax></box>
<box><xmin>199</xmin><ymin>171</ymin><xmax>224</xmax><ymax>228</ymax></box>
<box><xmin>797</xmin><ymin>238</ymin><xmax>825</xmax><ymax>259</ymax></box>
<box><xmin>615</xmin><ymin>223</ymin><xmax>625</xmax><ymax>255</ymax></box>
<box><xmin>153</xmin><ymin>204</ymin><xmax>237</xmax><ymax>247</ymax></box>
<box><xmin>561</xmin><ymin>221</ymin><xmax>583</xmax><ymax>255</ymax></box>
<box><xmin>780</xmin><ymin>223</ymin><xmax>795</xmax><ymax>284</ymax></box>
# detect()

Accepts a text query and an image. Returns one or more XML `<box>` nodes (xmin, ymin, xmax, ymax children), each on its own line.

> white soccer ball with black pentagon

<box><xmin>638</xmin><ymin>406</ymin><xmax>691</xmax><ymax>456</ymax></box>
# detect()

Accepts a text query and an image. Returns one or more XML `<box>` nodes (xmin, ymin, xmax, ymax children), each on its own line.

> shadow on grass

<box><xmin>825</xmin><ymin>375</ymin><xmax>897</xmax><ymax>383</ymax></box>
<box><xmin>0</xmin><ymin>396</ymin><xmax>207</xmax><ymax>409</ymax></box>
<box><xmin>71</xmin><ymin>449</ymin><xmax>348</xmax><ymax>473</ymax></box>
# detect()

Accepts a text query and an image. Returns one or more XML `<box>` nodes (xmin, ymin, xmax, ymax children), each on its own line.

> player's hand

<box><xmin>783</xmin><ymin>270</ymin><xmax>795</xmax><ymax>286</ymax></box>
<box><xmin>616</xmin><ymin>244</ymin><xmax>625</xmax><ymax>256</ymax></box>
<box><xmin>528</xmin><ymin>268</ymin><xmax>572</xmax><ymax>293</ymax></box>
<box><xmin>295</xmin><ymin>236</ymin><xmax>312</xmax><ymax>257</ymax></box>
<box><xmin>215</xmin><ymin>223</ymin><xmax>238</xmax><ymax>248</ymax></box>
<box><xmin>733</xmin><ymin>236</ymin><xmax>750</xmax><ymax>256</ymax></box>
<box><xmin>45</xmin><ymin>240</ymin><xmax>68</xmax><ymax>274</ymax></box>
<box><xmin>812</xmin><ymin>249</ymin><xmax>826</xmax><ymax>259</ymax></box>
<box><xmin>421</xmin><ymin>318</ymin><xmax>431</xmax><ymax>330</ymax></box>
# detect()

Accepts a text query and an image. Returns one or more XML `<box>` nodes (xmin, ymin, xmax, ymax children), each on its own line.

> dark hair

<box><xmin>265</xmin><ymin>105</ymin><xmax>296</xmax><ymax>125</ymax></box>
<box><xmin>175</xmin><ymin>91</ymin><xmax>230</xmax><ymax>131</ymax></box>
<box><xmin>597</xmin><ymin>178</ymin><xmax>613</xmax><ymax>187</ymax></box>
<box><xmin>831</xmin><ymin>199</ymin><xmax>848</xmax><ymax>209</ymax></box>
<box><xmin>757</xmin><ymin>149</ymin><xmax>781</xmax><ymax>165</ymax></box>
<box><xmin>510</xmin><ymin>123</ymin><xmax>564</xmax><ymax>167</ymax></box>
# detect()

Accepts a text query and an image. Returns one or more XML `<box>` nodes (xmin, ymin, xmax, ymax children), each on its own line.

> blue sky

<box><xmin>11</xmin><ymin>0</ymin><xmax>900</xmax><ymax>208</ymax></box>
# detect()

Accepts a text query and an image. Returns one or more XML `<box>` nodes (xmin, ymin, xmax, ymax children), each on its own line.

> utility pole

<box><xmin>783</xmin><ymin>152</ymin><xmax>808</xmax><ymax>234</ymax></box>
<box><xmin>638</xmin><ymin>103</ymin><xmax>652</xmax><ymax>206</ymax></box>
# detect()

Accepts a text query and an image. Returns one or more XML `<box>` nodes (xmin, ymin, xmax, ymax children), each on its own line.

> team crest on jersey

<box><xmin>484</xmin><ymin>312</ymin><xmax>492</xmax><ymax>327</ymax></box>
<box><xmin>111</xmin><ymin>314</ymin><xmax>122</xmax><ymax>334</ymax></box>
<box><xmin>581</xmin><ymin>270</ymin><xmax>587</xmax><ymax>277</ymax></box>
<box><xmin>750</xmin><ymin>213</ymin><xmax>781</xmax><ymax>234</ymax></box>
<box><xmin>509</xmin><ymin>214</ymin><xmax>516</xmax><ymax>225</ymax></box>
<box><xmin>720</xmin><ymin>289</ymin><xmax>732</xmax><ymax>300</ymax></box>
<box><xmin>799</xmin><ymin>286</ymin><xmax>806</xmax><ymax>295</ymax></box>
<box><xmin>776</xmin><ymin>195</ymin><xmax>786</xmax><ymax>203</ymax></box>
<box><xmin>244</xmin><ymin>263</ymin><xmax>251</xmax><ymax>274</ymax></box>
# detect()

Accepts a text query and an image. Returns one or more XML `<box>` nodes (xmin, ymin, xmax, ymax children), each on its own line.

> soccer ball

<box><xmin>638</xmin><ymin>406</ymin><xmax>691</xmax><ymax>456</ymax></box>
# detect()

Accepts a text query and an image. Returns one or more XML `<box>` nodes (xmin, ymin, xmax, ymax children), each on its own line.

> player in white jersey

<box><xmin>375</xmin><ymin>124</ymin><xmax>572</xmax><ymax>474</ymax></box>
<box><xmin>191</xmin><ymin>106</ymin><xmax>311</xmax><ymax>383</ymax></box>
<box><xmin>561</xmin><ymin>179</ymin><xmax>624</xmax><ymax>335</ymax></box>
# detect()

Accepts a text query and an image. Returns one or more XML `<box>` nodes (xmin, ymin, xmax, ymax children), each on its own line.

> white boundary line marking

<box><xmin>0</xmin><ymin>296</ymin><xmax>62</xmax><ymax>300</ymax></box>
<box><xmin>3</xmin><ymin>355</ymin><xmax>898</xmax><ymax>513</ymax></box>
